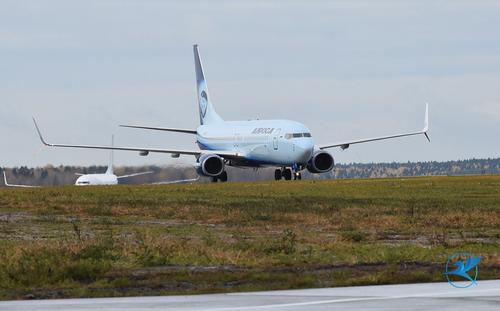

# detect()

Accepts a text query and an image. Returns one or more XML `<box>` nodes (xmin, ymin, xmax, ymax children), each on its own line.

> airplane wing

<box><xmin>33</xmin><ymin>118</ymin><xmax>244</xmax><ymax>159</ymax></box>
<box><xmin>119</xmin><ymin>124</ymin><xmax>197</xmax><ymax>134</ymax></box>
<box><xmin>319</xmin><ymin>104</ymin><xmax>430</xmax><ymax>150</ymax></box>
<box><xmin>3</xmin><ymin>171</ymin><xmax>40</xmax><ymax>188</ymax></box>
<box><xmin>153</xmin><ymin>176</ymin><xmax>200</xmax><ymax>185</ymax></box>
<box><xmin>116</xmin><ymin>171</ymin><xmax>154</xmax><ymax>179</ymax></box>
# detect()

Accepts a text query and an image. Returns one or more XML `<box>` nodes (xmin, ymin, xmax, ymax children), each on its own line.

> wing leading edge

<box><xmin>319</xmin><ymin>104</ymin><xmax>430</xmax><ymax>150</ymax></box>
<box><xmin>116</xmin><ymin>171</ymin><xmax>154</xmax><ymax>179</ymax></box>
<box><xmin>32</xmin><ymin>118</ymin><xmax>243</xmax><ymax>159</ymax></box>
<box><xmin>119</xmin><ymin>124</ymin><xmax>197</xmax><ymax>134</ymax></box>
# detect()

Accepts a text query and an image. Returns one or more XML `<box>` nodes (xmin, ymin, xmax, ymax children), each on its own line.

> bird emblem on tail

<box><xmin>200</xmin><ymin>90</ymin><xmax>208</xmax><ymax>117</ymax></box>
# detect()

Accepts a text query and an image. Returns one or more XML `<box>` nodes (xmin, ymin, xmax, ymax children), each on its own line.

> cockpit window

<box><xmin>285</xmin><ymin>133</ymin><xmax>311</xmax><ymax>139</ymax></box>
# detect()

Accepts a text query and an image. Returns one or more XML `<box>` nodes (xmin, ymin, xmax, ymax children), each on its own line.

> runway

<box><xmin>1</xmin><ymin>280</ymin><xmax>498</xmax><ymax>311</ymax></box>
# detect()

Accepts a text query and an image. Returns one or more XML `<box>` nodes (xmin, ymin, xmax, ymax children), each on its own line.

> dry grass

<box><xmin>0</xmin><ymin>175</ymin><xmax>498</xmax><ymax>299</ymax></box>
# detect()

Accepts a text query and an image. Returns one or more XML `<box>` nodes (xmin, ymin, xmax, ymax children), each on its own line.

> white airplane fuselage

<box><xmin>75</xmin><ymin>173</ymin><xmax>118</xmax><ymax>186</ymax></box>
<box><xmin>196</xmin><ymin>120</ymin><xmax>314</xmax><ymax>167</ymax></box>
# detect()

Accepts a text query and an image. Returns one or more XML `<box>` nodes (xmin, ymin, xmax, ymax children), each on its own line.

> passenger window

<box><xmin>292</xmin><ymin>133</ymin><xmax>302</xmax><ymax>138</ymax></box>
<box><xmin>303</xmin><ymin>133</ymin><xmax>311</xmax><ymax>137</ymax></box>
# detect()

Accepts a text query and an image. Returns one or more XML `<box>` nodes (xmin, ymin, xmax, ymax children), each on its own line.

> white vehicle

<box><xmin>3</xmin><ymin>170</ymin><xmax>40</xmax><ymax>188</ymax></box>
<box><xmin>34</xmin><ymin>45</ymin><xmax>429</xmax><ymax>182</ymax></box>
<box><xmin>74</xmin><ymin>136</ymin><xmax>153</xmax><ymax>186</ymax></box>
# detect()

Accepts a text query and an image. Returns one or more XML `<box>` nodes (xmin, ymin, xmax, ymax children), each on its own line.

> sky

<box><xmin>1</xmin><ymin>0</ymin><xmax>500</xmax><ymax>167</ymax></box>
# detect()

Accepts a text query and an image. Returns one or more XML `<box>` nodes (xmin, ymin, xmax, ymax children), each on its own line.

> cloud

<box><xmin>1</xmin><ymin>0</ymin><xmax>499</xmax><ymax>167</ymax></box>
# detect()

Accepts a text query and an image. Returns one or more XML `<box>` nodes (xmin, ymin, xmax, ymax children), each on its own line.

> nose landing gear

<box><xmin>293</xmin><ymin>171</ymin><xmax>302</xmax><ymax>180</ymax></box>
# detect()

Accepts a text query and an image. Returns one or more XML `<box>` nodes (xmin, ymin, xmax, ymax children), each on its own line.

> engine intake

<box><xmin>306</xmin><ymin>150</ymin><xmax>334</xmax><ymax>173</ymax></box>
<box><xmin>197</xmin><ymin>154</ymin><xmax>225</xmax><ymax>177</ymax></box>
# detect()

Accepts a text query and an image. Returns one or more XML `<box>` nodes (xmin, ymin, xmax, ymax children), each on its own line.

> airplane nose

<box><xmin>296</xmin><ymin>138</ymin><xmax>314</xmax><ymax>150</ymax></box>
<box><xmin>294</xmin><ymin>139</ymin><xmax>314</xmax><ymax>162</ymax></box>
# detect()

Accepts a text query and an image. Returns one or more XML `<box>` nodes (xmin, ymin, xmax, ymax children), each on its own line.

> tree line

<box><xmin>1</xmin><ymin>158</ymin><xmax>499</xmax><ymax>186</ymax></box>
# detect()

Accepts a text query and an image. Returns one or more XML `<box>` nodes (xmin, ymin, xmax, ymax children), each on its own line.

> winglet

<box><xmin>32</xmin><ymin>117</ymin><xmax>51</xmax><ymax>146</ymax></box>
<box><xmin>3</xmin><ymin>171</ymin><xmax>9</xmax><ymax>186</ymax></box>
<box><xmin>422</xmin><ymin>103</ymin><xmax>430</xmax><ymax>142</ymax></box>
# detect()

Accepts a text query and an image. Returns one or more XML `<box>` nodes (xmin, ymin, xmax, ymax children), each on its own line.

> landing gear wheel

<box><xmin>283</xmin><ymin>168</ymin><xmax>292</xmax><ymax>181</ymax></box>
<box><xmin>274</xmin><ymin>169</ymin><xmax>282</xmax><ymax>180</ymax></box>
<box><xmin>219</xmin><ymin>171</ymin><xmax>228</xmax><ymax>182</ymax></box>
<box><xmin>211</xmin><ymin>177</ymin><xmax>218</xmax><ymax>183</ymax></box>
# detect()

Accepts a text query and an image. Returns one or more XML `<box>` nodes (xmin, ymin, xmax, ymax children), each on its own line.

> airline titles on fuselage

<box><xmin>251</xmin><ymin>128</ymin><xmax>275</xmax><ymax>135</ymax></box>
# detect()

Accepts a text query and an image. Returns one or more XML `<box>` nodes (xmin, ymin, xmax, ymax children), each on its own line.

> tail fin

<box><xmin>193</xmin><ymin>44</ymin><xmax>223</xmax><ymax>125</ymax></box>
<box><xmin>105</xmin><ymin>135</ymin><xmax>114</xmax><ymax>175</ymax></box>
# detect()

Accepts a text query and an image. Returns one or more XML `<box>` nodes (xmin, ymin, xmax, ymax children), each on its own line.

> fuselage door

<box><xmin>272</xmin><ymin>129</ymin><xmax>280</xmax><ymax>150</ymax></box>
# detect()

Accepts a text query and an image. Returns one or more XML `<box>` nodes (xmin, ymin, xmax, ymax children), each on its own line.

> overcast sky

<box><xmin>1</xmin><ymin>0</ymin><xmax>499</xmax><ymax>167</ymax></box>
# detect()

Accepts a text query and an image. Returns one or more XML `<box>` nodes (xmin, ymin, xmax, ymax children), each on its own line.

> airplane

<box><xmin>33</xmin><ymin>45</ymin><xmax>430</xmax><ymax>182</ymax></box>
<box><xmin>3</xmin><ymin>170</ymin><xmax>40</xmax><ymax>188</ymax></box>
<box><xmin>74</xmin><ymin>136</ymin><xmax>154</xmax><ymax>186</ymax></box>
<box><xmin>2</xmin><ymin>137</ymin><xmax>153</xmax><ymax>187</ymax></box>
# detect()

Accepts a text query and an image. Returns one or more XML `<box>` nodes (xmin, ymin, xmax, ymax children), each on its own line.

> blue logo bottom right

<box><xmin>444</xmin><ymin>252</ymin><xmax>481</xmax><ymax>288</ymax></box>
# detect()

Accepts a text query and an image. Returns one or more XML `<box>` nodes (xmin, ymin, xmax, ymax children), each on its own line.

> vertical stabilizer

<box><xmin>193</xmin><ymin>44</ymin><xmax>223</xmax><ymax>125</ymax></box>
<box><xmin>106</xmin><ymin>135</ymin><xmax>114</xmax><ymax>175</ymax></box>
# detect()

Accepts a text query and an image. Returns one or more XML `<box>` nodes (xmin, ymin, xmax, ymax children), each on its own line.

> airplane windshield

<box><xmin>285</xmin><ymin>133</ymin><xmax>312</xmax><ymax>139</ymax></box>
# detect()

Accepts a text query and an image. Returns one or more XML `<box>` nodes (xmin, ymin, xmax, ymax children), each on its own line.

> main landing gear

<box><xmin>275</xmin><ymin>167</ymin><xmax>301</xmax><ymax>181</ymax></box>
<box><xmin>211</xmin><ymin>171</ymin><xmax>228</xmax><ymax>183</ymax></box>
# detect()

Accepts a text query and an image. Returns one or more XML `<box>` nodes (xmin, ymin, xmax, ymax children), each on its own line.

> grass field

<box><xmin>0</xmin><ymin>175</ymin><xmax>498</xmax><ymax>300</ymax></box>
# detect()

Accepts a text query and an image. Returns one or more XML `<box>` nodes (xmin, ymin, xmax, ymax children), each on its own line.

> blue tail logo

<box><xmin>444</xmin><ymin>253</ymin><xmax>481</xmax><ymax>288</ymax></box>
<box><xmin>200</xmin><ymin>90</ymin><xmax>208</xmax><ymax>117</ymax></box>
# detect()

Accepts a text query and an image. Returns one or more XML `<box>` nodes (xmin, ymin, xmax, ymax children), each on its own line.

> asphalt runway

<box><xmin>0</xmin><ymin>280</ymin><xmax>498</xmax><ymax>311</ymax></box>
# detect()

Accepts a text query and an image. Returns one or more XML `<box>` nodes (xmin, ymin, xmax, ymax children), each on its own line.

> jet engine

<box><xmin>306</xmin><ymin>150</ymin><xmax>334</xmax><ymax>173</ymax></box>
<box><xmin>196</xmin><ymin>154</ymin><xmax>225</xmax><ymax>177</ymax></box>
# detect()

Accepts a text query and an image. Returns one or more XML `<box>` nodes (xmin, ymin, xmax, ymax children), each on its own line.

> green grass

<box><xmin>0</xmin><ymin>175</ymin><xmax>498</xmax><ymax>300</ymax></box>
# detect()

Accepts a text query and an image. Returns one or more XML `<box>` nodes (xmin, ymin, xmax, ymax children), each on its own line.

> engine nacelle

<box><xmin>196</xmin><ymin>154</ymin><xmax>225</xmax><ymax>177</ymax></box>
<box><xmin>306</xmin><ymin>150</ymin><xmax>334</xmax><ymax>173</ymax></box>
